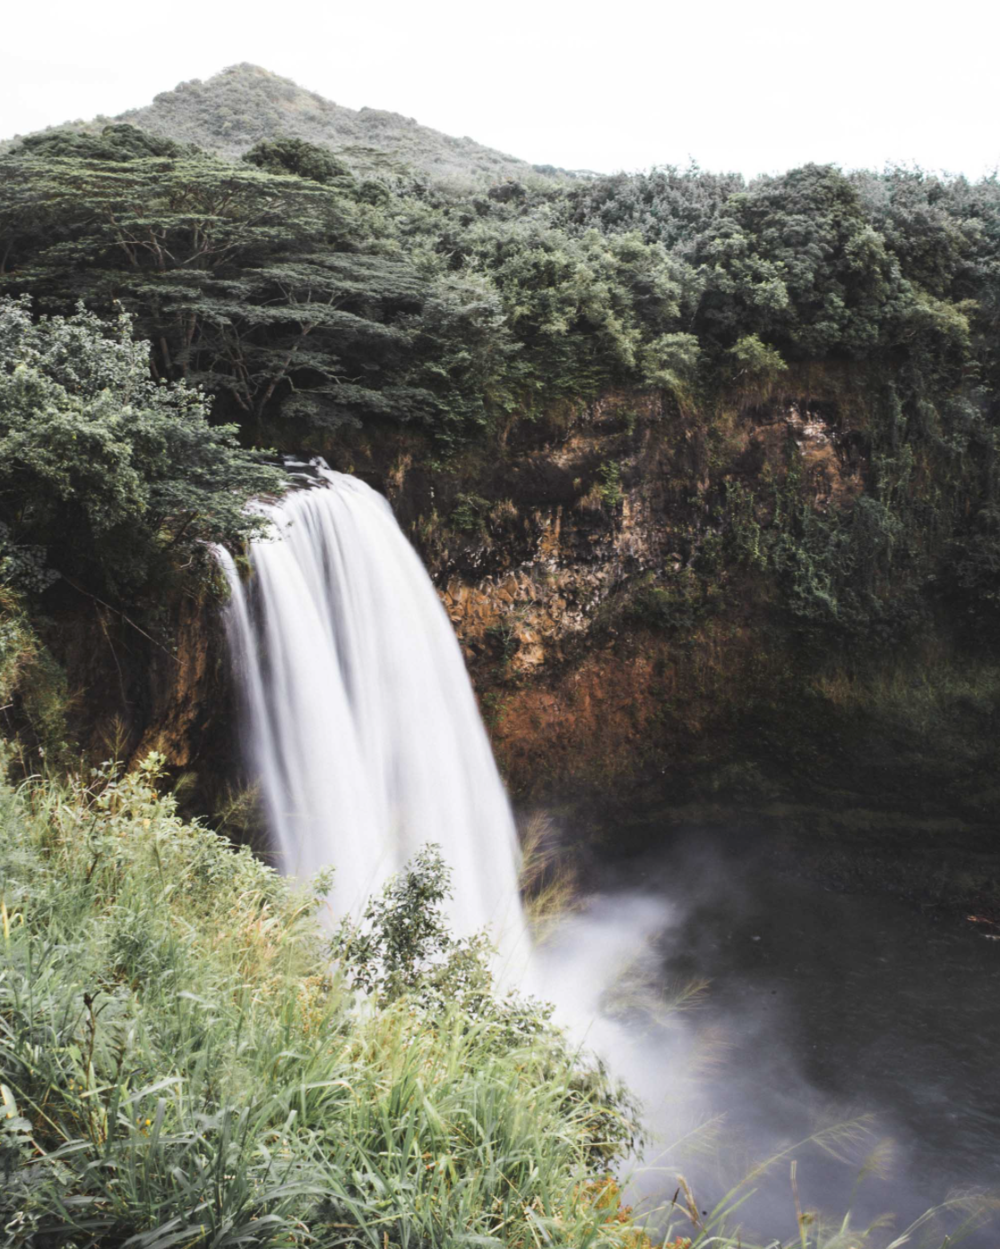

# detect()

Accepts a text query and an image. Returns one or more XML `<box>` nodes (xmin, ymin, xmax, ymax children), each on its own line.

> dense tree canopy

<box><xmin>241</xmin><ymin>135</ymin><xmax>354</xmax><ymax>184</ymax></box>
<box><xmin>4</xmin><ymin>131</ymin><xmax>992</xmax><ymax>438</ymax></box>
<box><xmin>0</xmin><ymin>125</ymin><xmax>998</xmax><ymax>630</ymax></box>
<box><xmin>0</xmin><ymin>296</ymin><xmax>284</xmax><ymax>596</ymax></box>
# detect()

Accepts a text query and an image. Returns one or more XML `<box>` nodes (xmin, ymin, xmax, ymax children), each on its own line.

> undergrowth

<box><xmin>0</xmin><ymin>754</ymin><xmax>992</xmax><ymax>1246</ymax></box>
<box><xmin>0</xmin><ymin>752</ymin><xmax>645</xmax><ymax>1247</ymax></box>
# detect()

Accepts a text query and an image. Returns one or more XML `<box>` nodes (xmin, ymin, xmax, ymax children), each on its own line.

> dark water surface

<box><xmin>589</xmin><ymin>826</ymin><xmax>1000</xmax><ymax>1243</ymax></box>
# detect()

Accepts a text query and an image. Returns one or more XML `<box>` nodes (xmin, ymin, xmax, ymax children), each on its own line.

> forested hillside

<box><xmin>3</xmin><ymin>63</ymin><xmax>570</xmax><ymax>183</ymax></box>
<box><xmin>2</xmin><ymin>71</ymin><xmax>1000</xmax><ymax>1249</ymax></box>
<box><xmin>0</xmin><ymin>95</ymin><xmax>998</xmax><ymax>834</ymax></box>
<box><xmin>2</xmin><ymin>120</ymin><xmax>997</xmax><ymax>614</ymax></box>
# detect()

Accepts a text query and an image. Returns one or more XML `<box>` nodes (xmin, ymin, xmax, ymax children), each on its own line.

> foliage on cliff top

<box><xmin>1</xmin><ymin>119</ymin><xmax>999</xmax><ymax>633</ymax></box>
<box><xmin>0</xmin><ymin>295</ymin><xmax>285</xmax><ymax>596</ymax></box>
<box><xmin>2</xmin><ymin>130</ymin><xmax>991</xmax><ymax>427</ymax></box>
<box><xmin>0</xmin><ymin>127</ymin><xmax>688</xmax><ymax>442</ymax></box>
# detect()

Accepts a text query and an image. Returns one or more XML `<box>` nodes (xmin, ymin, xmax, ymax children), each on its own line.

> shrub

<box><xmin>597</xmin><ymin>460</ymin><xmax>624</xmax><ymax>508</ymax></box>
<box><xmin>0</xmin><ymin>297</ymin><xmax>285</xmax><ymax>596</ymax></box>
<box><xmin>0</xmin><ymin>753</ymin><xmax>646</xmax><ymax>1246</ymax></box>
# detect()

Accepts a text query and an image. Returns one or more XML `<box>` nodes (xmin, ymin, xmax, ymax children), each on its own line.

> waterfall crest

<box><xmin>218</xmin><ymin>462</ymin><xmax>525</xmax><ymax>948</ymax></box>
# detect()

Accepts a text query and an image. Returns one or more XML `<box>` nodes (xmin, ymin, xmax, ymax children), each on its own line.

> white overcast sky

<box><xmin>4</xmin><ymin>0</ymin><xmax>998</xmax><ymax>179</ymax></box>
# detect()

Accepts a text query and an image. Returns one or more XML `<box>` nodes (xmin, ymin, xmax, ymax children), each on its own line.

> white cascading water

<box><xmin>217</xmin><ymin>460</ymin><xmax>527</xmax><ymax>960</ymax></box>
<box><xmin>219</xmin><ymin>461</ymin><xmax>684</xmax><ymax>1202</ymax></box>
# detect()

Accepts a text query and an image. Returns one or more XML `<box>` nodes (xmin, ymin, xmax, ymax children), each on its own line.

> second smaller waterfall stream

<box><xmin>218</xmin><ymin>462</ymin><xmax>525</xmax><ymax>955</ymax></box>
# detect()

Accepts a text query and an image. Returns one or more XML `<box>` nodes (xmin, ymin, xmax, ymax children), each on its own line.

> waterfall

<box><xmin>217</xmin><ymin>461</ymin><xmax>525</xmax><ymax>953</ymax></box>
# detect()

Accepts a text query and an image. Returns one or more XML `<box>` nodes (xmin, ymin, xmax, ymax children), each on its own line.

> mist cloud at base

<box><xmin>525</xmin><ymin>834</ymin><xmax>998</xmax><ymax>1246</ymax></box>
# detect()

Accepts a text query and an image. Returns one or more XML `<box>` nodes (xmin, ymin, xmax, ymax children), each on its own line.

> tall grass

<box><xmin>0</xmin><ymin>753</ymin><xmax>645</xmax><ymax>1247</ymax></box>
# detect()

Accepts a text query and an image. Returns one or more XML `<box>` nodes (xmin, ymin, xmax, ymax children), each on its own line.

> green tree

<box><xmin>242</xmin><ymin>136</ymin><xmax>354</xmax><ymax>184</ymax></box>
<box><xmin>0</xmin><ymin>296</ymin><xmax>285</xmax><ymax>595</ymax></box>
<box><xmin>0</xmin><ymin>143</ymin><xmax>425</xmax><ymax>430</ymax></box>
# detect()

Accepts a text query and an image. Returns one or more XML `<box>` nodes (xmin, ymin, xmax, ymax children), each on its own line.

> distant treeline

<box><xmin>0</xmin><ymin>126</ymin><xmax>998</xmax><ymax>632</ymax></box>
<box><xmin>5</xmin><ymin>126</ymin><xmax>997</xmax><ymax>433</ymax></box>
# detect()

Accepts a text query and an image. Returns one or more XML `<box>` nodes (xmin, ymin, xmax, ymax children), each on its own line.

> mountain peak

<box><xmin>113</xmin><ymin>63</ymin><xmax>545</xmax><ymax>184</ymax></box>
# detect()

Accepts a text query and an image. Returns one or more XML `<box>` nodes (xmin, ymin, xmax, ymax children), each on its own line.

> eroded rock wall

<box><xmin>321</xmin><ymin>380</ymin><xmax>878</xmax><ymax>800</ymax></box>
<box><xmin>39</xmin><ymin>374</ymin><xmax>999</xmax><ymax>837</ymax></box>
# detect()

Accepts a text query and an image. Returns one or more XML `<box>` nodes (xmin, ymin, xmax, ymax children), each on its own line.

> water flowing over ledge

<box><xmin>216</xmin><ymin>462</ymin><xmax>526</xmax><ymax>956</ymax></box>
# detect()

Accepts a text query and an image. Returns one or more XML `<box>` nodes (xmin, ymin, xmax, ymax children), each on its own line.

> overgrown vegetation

<box><xmin>2</xmin><ymin>112</ymin><xmax>998</xmax><ymax>635</ymax></box>
<box><xmin>2</xmin><ymin>755</ymin><xmax>990</xmax><ymax>1247</ymax></box>
<box><xmin>0</xmin><ymin>752</ymin><xmax>648</xmax><ymax>1246</ymax></box>
<box><xmin>0</xmin><ymin>295</ymin><xmax>283</xmax><ymax>597</ymax></box>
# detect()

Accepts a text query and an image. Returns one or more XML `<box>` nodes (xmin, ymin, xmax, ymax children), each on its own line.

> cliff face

<box><xmin>35</xmin><ymin>576</ymin><xmax>237</xmax><ymax>812</ymax></box>
<box><xmin>320</xmin><ymin>376</ymin><xmax>999</xmax><ymax>846</ymax></box>
<box><xmin>37</xmin><ymin>376</ymin><xmax>999</xmax><ymax>861</ymax></box>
